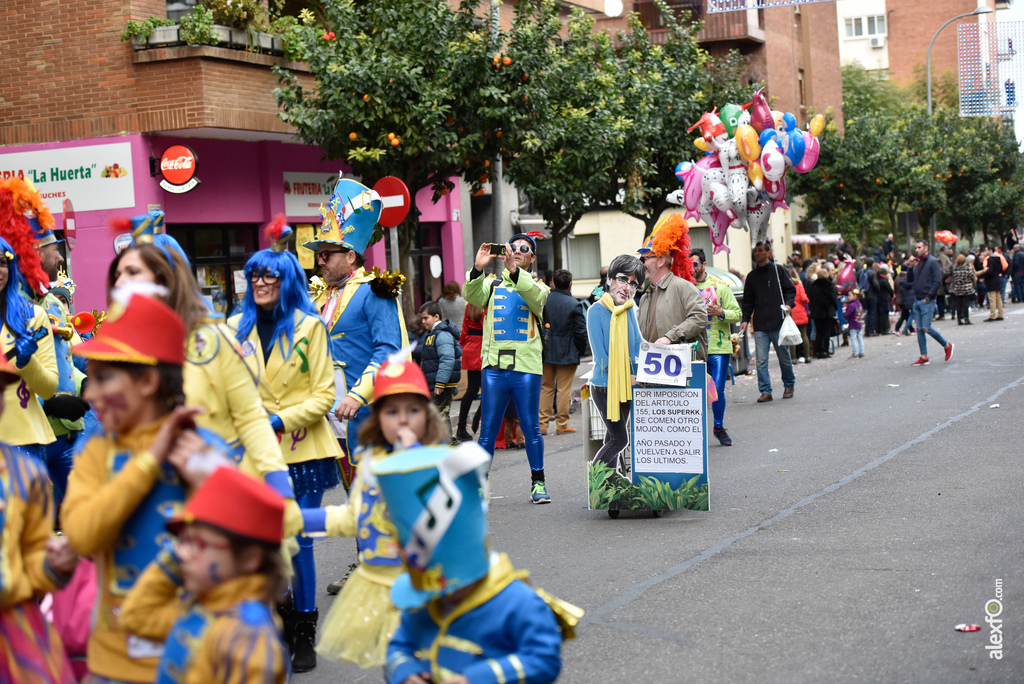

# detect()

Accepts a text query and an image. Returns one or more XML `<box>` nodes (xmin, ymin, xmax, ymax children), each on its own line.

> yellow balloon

<box><xmin>810</xmin><ymin>113</ymin><xmax>825</xmax><ymax>137</ymax></box>
<box><xmin>735</xmin><ymin>124</ymin><xmax>760</xmax><ymax>162</ymax></box>
<box><xmin>694</xmin><ymin>137</ymin><xmax>710</xmax><ymax>152</ymax></box>
<box><xmin>747</xmin><ymin>161</ymin><xmax>764</xmax><ymax>186</ymax></box>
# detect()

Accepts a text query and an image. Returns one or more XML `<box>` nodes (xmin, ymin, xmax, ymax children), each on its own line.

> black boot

<box><xmin>455</xmin><ymin>427</ymin><xmax>474</xmax><ymax>442</ymax></box>
<box><xmin>277</xmin><ymin>595</ymin><xmax>296</xmax><ymax>653</ymax></box>
<box><xmin>291</xmin><ymin>609</ymin><xmax>318</xmax><ymax>673</ymax></box>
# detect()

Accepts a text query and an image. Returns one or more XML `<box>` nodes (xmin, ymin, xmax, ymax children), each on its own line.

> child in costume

<box><xmin>119</xmin><ymin>466</ymin><xmax>289</xmax><ymax>683</ymax></box>
<box><xmin>107</xmin><ymin>212</ymin><xmax>303</xmax><ymax>539</ymax></box>
<box><xmin>376</xmin><ymin>443</ymin><xmax>583</xmax><ymax>684</ymax></box>
<box><xmin>0</xmin><ymin>352</ymin><xmax>79</xmax><ymax>683</ymax></box>
<box><xmin>61</xmin><ymin>293</ymin><xmax>233</xmax><ymax>683</ymax></box>
<box><xmin>302</xmin><ymin>350</ymin><xmax>450</xmax><ymax>669</ymax></box>
<box><xmin>229</xmin><ymin>217</ymin><xmax>340</xmax><ymax>672</ymax></box>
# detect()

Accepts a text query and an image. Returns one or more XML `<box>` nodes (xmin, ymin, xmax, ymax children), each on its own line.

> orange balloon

<box><xmin>735</xmin><ymin>124</ymin><xmax>760</xmax><ymax>162</ymax></box>
<box><xmin>694</xmin><ymin>137</ymin><xmax>710</xmax><ymax>152</ymax></box>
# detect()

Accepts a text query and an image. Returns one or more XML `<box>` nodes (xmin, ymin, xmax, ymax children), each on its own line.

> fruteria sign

<box><xmin>0</xmin><ymin>141</ymin><xmax>136</xmax><ymax>213</ymax></box>
<box><xmin>284</xmin><ymin>171</ymin><xmax>339</xmax><ymax>217</ymax></box>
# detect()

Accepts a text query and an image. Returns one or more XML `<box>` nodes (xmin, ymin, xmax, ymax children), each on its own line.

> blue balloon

<box><xmin>758</xmin><ymin>128</ymin><xmax>777</xmax><ymax>148</ymax></box>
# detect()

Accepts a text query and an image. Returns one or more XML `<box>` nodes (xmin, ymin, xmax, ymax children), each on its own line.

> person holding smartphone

<box><xmin>464</xmin><ymin>234</ymin><xmax>551</xmax><ymax>503</ymax></box>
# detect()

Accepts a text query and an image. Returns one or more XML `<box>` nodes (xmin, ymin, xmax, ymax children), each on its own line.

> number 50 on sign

<box><xmin>636</xmin><ymin>342</ymin><xmax>692</xmax><ymax>386</ymax></box>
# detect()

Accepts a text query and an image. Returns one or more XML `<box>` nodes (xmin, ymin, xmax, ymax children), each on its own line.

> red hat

<box><xmin>169</xmin><ymin>466</ymin><xmax>284</xmax><ymax>545</ymax></box>
<box><xmin>373</xmin><ymin>355</ymin><xmax>430</xmax><ymax>404</ymax></box>
<box><xmin>73</xmin><ymin>294</ymin><xmax>186</xmax><ymax>366</ymax></box>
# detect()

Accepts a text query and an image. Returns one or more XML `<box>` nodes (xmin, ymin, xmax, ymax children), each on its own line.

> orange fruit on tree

<box><xmin>363</xmin><ymin>94</ymin><xmax>369</xmax><ymax>101</ymax></box>
<box><xmin>349</xmin><ymin>132</ymin><xmax>358</xmax><ymax>140</ymax></box>
<box><xmin>388</xmin><ymin>132</ymin><xmax>396</xmax><ymax>140</ymax></box>
<box><xmin>484</xmin><ymin>159</ymin><xmax>491</xmax><ymax>167</ymax></box>
<box><xmin>502</xmin><ymin>56</ymin><xmax>511</xmax><ymax>66</ymax></box>
<box><xmin>391</xmin><ymin>138</ymin><xmax>400</xmax><ymax>147</ymax></box>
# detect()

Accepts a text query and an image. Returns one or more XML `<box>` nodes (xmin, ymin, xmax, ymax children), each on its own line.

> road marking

<box><xmin>582</xmin><ymin>372</ymin><xmax>1024</xmax><ymax>622</ymax></box>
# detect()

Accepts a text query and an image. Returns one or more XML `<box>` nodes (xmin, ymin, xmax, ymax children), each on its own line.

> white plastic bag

<box><xmin>779</xmin><ymin>313</ymin><xmax>803</xmax><ymax>347</ymax></box>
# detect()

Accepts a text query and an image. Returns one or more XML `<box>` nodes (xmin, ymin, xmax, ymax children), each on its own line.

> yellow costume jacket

<box><xmin>121</xmin><ymin>552</ymin><xmax>287</xmax><ymax>684</ymax></box>
<box><xmin>0</xmin><ymin>443</ymin><xmax>70</xmax><ymax>610</ymax></box>
<box><xmin>61</xmin><ymin>417</ymin><xmax>181</xmax><ymax>683</ymax></box>
<box><xmin>0</xmin><ymin>306</ymin><xmax>59</xmax><ymax>446</ymax></box>
<box><xmin>183</xmin><ymin>318</ymin><xmax>302</xmax><ymax>535</ymax></box>
<box><xmin>228</xmin><ymin>312</ymin><xmax>340</xmax><ymax>466</ymax></box>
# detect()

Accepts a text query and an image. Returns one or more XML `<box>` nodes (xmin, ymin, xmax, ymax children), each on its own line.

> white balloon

<box><xmin>604</xmin><ymin>0</ymin><xmax>624</xmax><ymax>17</ymax></box>
<box><xmin>429</xmin><ymin>254</ymin><xmax>443</xmax><ymax>279</ymax></box>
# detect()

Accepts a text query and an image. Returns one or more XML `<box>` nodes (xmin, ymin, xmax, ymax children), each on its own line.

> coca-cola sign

<box><xmin>159</xmin><ymin>144</ymin><xmax>200</xmax><ymax>193</ymax></box>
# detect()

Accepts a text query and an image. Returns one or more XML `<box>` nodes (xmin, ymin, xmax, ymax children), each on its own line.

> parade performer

<box><xmin>36</xmin><ymin>231</ymin><xmax>89</xmax><ymax>505</ymax></box>
<box><xmin>586</xmin><ymin>255</ymin><xmax>644</xmax><ymax>479</ymax></box>
<box><xmin>464</xmin><ymin>233</ymin><xmax>551</xmax><ymax>503</ymax></box>
<box><xmin>62</xmin><ymin>293</ymin><xmax>232</xmax><ymax>683</ymax></box>
<box><xmin>303</xmin><ymin>351</ymin><xmax>449</xmax><ymax>669</ymax></box>
<box><xmin>304</xmin><ymin>179</ymin><xmax>406</xmax><ymax>482</ymax></box>
<box><xmin>119</xmin><ymin>466</ymin><xmax>289</xmax><ymax>684</ymax></box>
<box><xmin>107</xmin><ymin>212</ymin><xmax>303</xmax><ymax>538</ymax></box>
<box><xmin>229</xmin><ymin>217</ymin><xmax>339</xmax><ymax>672</ymax></box>
<box><xmin>637</xmin><ymin>214</ymin><xmax>708</xmax><ymax>362</ymax></box>
<box><xmin>376</xmin><ymin>443</ymin><xmax>581</xmax><ymax>684</ymax></box>
<box><xmin>0</xmin><ymin>353</ymin><xmax>79</xmax><ymax>683</ymax></box>
<box><xmin>690</xmin><ymin>249</ymin><xmax>741</xmax><ymax>447</ymax></box>
<box><xmin>0</xmin><ymin>179</ymin><xmax>59</xmax><ymax>462</ymax></box>
<box><xmin>303</xmin><ymin>179</ymin><xmax>406</xmax><ymax>596</ymax></box>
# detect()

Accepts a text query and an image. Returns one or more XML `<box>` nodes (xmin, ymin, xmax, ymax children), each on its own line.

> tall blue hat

<box><xmin>30</xmin><ymin>215</ymin><xmax>63</xmax><ymax>248</ymax></box>
<box><xmin>302</xmin><ymin>178</ymin><xmax>382</xmax><ymax>256</ymax></box>
<box><xmin>372</xmin><ymin>443</ymin><xmax>491</xmax><ymax>609</ymax></box>
<box><xmin>126</xmin><ymin>210</ymin><xmax>191</xmax><ymax>267</ymax></box>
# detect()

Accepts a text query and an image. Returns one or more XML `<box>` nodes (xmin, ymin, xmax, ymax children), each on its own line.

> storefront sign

<box><xmin>0</xmin><ymin>141</ymin><xmax>135</xmax><ymax>213</ymax></box>
<box><xmin>113</xmin><ymin>233</ymin><xmax>133</xmax><ymax>254</ymax></box>
<box><xmin>283</xmin><ymin>172</ymin><xmax>338</xmax><ymax>217</ymax></box>
<box><xmin>159</xmin><ymin>144</ymin><xmax>200</xmax><ymax>194</ymax></box>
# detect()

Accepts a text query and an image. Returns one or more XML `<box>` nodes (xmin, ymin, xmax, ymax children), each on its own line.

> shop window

<box><xmin>168</xmin><ymin>224</ymin><xmax>259</xmax><ymax>314</ymax></box>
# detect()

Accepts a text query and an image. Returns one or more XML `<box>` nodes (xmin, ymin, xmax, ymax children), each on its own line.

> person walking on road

<box><xmin>907</xmin><ymin>240</ymin><xmax>954</xmax><ymax>367</ymax></box>
<box><xmin>807</xmin><ymin>265</ymin><xmax>839</xmax><ymax>360</ymax></box>
<box><xmin>540</xmin><ymin>269</ymin><xmax>588</xmax><ymax>436</ymax></box>
<box><xmin>949</xmin><ymin>254</ymin><xmax>977</xmax><ymax>325</ymax></box>
<box><xmin>976</xmin><ymin>245</ymin><xmax>1005</xmax><ymax>321</ymax></box>
<box><xmin>740</xmin><ymin>241</ymin><xmax>796</xmax><ymax>402</ymax></box>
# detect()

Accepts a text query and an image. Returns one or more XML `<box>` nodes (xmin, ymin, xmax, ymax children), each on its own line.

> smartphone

<box><xmin>489</xmin><ymin>243</ymin><xmax>507</xmax><ymax>256</ymax></box>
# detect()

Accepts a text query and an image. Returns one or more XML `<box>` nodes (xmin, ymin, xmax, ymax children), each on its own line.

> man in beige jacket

<box><xmin>638</xmin><ymin>245</ymin><xmax>708</xmax><ymax>362</ymax></box>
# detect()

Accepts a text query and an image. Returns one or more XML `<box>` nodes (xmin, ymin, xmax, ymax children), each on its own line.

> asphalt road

<box><xmin>305</xmin><ymin>304</ymin><xmax>1024</xmax><ymax>684</ymax></box>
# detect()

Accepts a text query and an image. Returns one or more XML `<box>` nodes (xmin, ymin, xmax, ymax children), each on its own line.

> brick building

<box><xmin>0</xmin><ymin>0</ymin><xmax>467</xmax><ymax>314</ymax></box>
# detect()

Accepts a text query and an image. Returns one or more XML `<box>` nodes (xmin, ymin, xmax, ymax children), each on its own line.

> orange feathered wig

<box><xmin>646</xmin><ymin>213</ymin><xmax>694</xmax><ymax>284</ymax></box>
<box><xmin>0</xmin><ymin>178</ymin><xmax>53</xmax><ymax>295</ymax></box>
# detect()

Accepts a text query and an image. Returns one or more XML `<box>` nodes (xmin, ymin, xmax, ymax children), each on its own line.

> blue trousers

<box><xmin>707</xmin><ymin>354</ymin><xmax>729</xmax><ymax>430</ymax></box>
<box><xmin>44</xmin><ymin>432</ymin><xmax>79</xmax><ymax>507</ymax></box>
<box><xmin>912</xmin><ymin>299</ymin><xmax>948</xmax><ymax>357</ymax></box>
<box><xmin>1012</xmin><ymin>274</ymin><xmax>1024</xmax><ymax>303</ymax></box>
<box><xmin>478</xmin><ymin>368</ymin><xmax>544</xmax><ymax>473</ymax></box>
<box><xmin>292</xmin><ymin>490</ymin><xmax>323</xmax><ymax>612</ymax></box>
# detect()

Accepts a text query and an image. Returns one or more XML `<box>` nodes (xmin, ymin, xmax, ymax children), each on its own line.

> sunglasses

<box><xmin>508</xmin><ymin>243</ymin><xmax>533</xmax><ymax>255</ymax></box>
<box><xmin>316</xmin><ymin>248</ymin><xmax>351</xmax><ymax>262</ymax></box>
<box><xmin>611</xmin><ymin>274</ymin><xmax>639</xmax><ymax>291</ymax></box>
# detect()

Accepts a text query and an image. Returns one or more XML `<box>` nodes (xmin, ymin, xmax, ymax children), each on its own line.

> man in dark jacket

<box><xmin>540</xmin><ymin>269</ymin><xmax>588</xmax><ymax>434</ymax></box>
<box><xmin>906</xmin><ymin>240</ymin><xmax>953</xmax><ymax>366</ymax></box>
<box><xmin>739</xmin><ymin>241</ymin><xmax>797</xmax><ymax>402</ymax></box>
<box><xmin>419</xmin><ymin>301</ymin><xmax>462</xmax><ymax>438</ymax></box>
<box><xmin>860</xmin><ymin>258</ymin><xmax>880</xmax><ymax>336</ymax></box>
<box><xmin>1011</xmin><ymin>244</ymin><xmax>1024</xmax><ymax>304</ymax></box>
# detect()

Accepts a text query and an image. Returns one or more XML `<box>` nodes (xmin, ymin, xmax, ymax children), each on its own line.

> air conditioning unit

<box><xmin>869</xmin><ymin>36</ymin><xmax>886</xmax><ymax>49</ymax></box>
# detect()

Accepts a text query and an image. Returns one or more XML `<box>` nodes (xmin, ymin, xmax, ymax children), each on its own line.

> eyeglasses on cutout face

<box><xmin>610</xmin><ymin>274</ymin><xmax>639</xmax><ymax>291</ymax></box>
<box><xmin>250</xmin><ymin>272</ymin><xmax>280</xmax><ymax>285</ymax></box>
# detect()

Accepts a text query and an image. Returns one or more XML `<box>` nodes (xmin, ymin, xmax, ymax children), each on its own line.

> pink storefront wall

<box><xmin>4</xmin><ymin>134</ymin><xmax>464</xmax><ymax>314</ymax></box>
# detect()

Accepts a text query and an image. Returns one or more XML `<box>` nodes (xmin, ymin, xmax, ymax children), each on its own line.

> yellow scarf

<box><xmin>600</xmin><ymin>293</ymin><xmax>634</xmax><ymax>422</ymax></box>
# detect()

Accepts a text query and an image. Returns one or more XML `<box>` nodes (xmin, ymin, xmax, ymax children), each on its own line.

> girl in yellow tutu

<box><xmin>300</xmin><ymin>349</ymin><xmax>448</xmax><ymax>668</ymax></box>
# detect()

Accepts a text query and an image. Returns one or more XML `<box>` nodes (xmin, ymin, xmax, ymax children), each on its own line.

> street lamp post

<box><xmin>925</xmin><ymin>6</ymin><xmax>994</xmax><ymax>252</ymax></box>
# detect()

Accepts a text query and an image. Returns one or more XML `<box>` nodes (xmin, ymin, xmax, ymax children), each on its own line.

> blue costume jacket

<box><xmin>386</xmin><ymin>554</ymin><xmax>562</xmax><ymax>684</ymax></box>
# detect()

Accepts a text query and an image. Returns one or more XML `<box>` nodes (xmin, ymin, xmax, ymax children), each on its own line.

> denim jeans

<box><xmin>912</xmin><ymin>299</ymin><xmax>948</xmax><ymax>357</ymax></box>
<box><xmin>753</xmin><ymin>328</ymin><xmax>796</xmax><ymax>395</ymax></box>
<box><xmin>850</xmin><ymin>328</ymin><xmax>864</xmax><ymax>356</ymax></box>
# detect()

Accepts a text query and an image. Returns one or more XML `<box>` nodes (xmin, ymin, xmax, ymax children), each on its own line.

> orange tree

<box><xmin>273</xmin><ymin>0</ymin><xmax>541</xmax><ymax>314</ymax></box>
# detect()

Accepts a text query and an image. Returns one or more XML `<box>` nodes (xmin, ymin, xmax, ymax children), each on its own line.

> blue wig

<box><xmin>235</xmin><ymin>248</ymin><xmax>320</xmax><ymax>358</ymax></box>
<box><xmin>0</xmin><ymin>236</ymin><xmax>36</xmax><ymax>339</ymax></box>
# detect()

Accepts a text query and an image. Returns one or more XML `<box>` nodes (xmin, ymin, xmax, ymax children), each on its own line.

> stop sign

<box><xmin>373</xmin><ymin>176</ymin><xmax>410</xmax><ymax>228</ymax></box>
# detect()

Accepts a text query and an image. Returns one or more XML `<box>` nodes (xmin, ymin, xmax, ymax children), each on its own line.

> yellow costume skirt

<box><xmin>316</xmin><ymin>563</ymin><xmax>403</xmax><ymax>668</ymax></box>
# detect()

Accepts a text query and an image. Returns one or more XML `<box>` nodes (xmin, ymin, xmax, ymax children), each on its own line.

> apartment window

<box><xmin>798</xmin><ymin>69</ymin><xmax>806</xmax><ymax>106</ymax></box>
<box><xmin>569</xmin><ymin>234</ymin><xmax>602</xmax><ymax>280</ymax></box>
<box><xmin>845</xmin><ymin>15</ymin><xmax>885</xmax><ymax>38</ymax></box>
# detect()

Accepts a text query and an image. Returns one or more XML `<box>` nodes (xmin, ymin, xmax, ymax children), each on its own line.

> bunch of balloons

<box><xmin>673</xmin><ymin>89</ymin><xmax>825</xmax><ymax>254</ymax></box>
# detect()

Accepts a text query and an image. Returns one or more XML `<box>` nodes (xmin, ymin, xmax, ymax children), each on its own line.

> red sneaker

<box><xmin>911</xmin><ymin>356</ymin><xmax>930</xmax><ymax>367</ymax></box>
<box><xmin>944</xmin><ymin>342</ymin><xmax>954</xmax><ymax>362</ymax></box>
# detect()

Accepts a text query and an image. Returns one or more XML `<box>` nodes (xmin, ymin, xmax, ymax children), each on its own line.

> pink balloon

<box><xmin>794</xmin><ymin>132</ymin><xmax>820</xmax><ymax>174</ymax></box>
<box><xmin>749</xmin><ymin>90</ymin><xmax>775</xmax><ymax>133</ymax></box>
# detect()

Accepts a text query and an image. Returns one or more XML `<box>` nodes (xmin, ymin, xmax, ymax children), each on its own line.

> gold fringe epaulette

<box><xmin>309</xmin><ymin>275</ymin><xmax>328</xmax><ymax>302</ymax></box>
<box><xmin>368</xmin><ymin>267</ymin><xmax>405</xmax><ymax>299</ymax></box>
<box><xmin>92</xmin><ymin>309</ymin><xmax>108</xmax><ymax>334</ymax></box>
<box><xmin>533</xmin><ymin>587</ymin><xmax>584</xmax><ymax>641</ymax></box>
